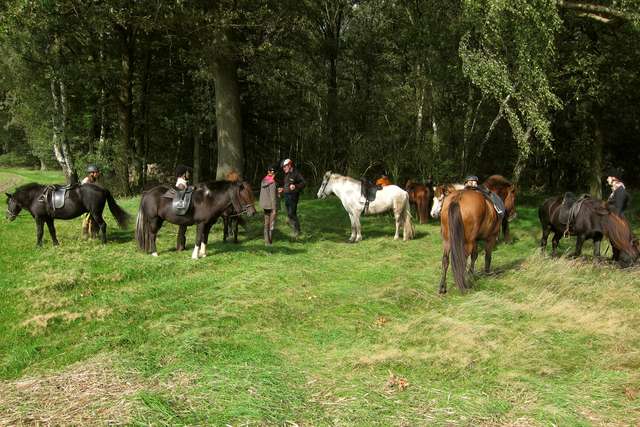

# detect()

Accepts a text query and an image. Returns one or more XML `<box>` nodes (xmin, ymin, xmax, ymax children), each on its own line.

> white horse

<box><xmin>316</xmin><ymin>171</ymin><xmax>414</xmax><ymax>242</ymax></box>
<box><xmin>430</xmin><ymin>183</ymin><xmax>464</xmax><ymax>218</ymax></box>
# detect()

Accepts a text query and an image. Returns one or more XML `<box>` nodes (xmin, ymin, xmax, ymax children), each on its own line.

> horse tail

<box><xmin>135</xmin><ymin>200</ymin><xmax>149</xmax><ymax>252</ymax></box>
<box><xmin>106</xmin><ymin>190</ymin><xmax>130</xmax><ymax>229</ymax></box>
<box><xmin>402</xmin><ymin>196</ymin><xmax>415</xmax><ymax>240</ymax></box>
<box><xmin>448</xmin><ymin>196</ymin><xmax>467</xmax><ymax>291</ymax></box>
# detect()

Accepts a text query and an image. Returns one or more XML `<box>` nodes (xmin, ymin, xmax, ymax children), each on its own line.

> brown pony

<box><xmin>405</xmin><ymin>179</ymin><xmax>434</xmax><ymax>224</ymax></box>
<box><xmin>438</xmin><ymin>189</ymin><xmax>502</xmax><ymax>294</ymax></box>
<box><xmin>483</xmin><ymin>175</ymin><xmax>517</xmax><ymax>242</ymax></box>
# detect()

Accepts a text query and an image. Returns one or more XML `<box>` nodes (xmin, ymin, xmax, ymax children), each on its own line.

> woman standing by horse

<box><xmin>438</xmin><ymin>188</ymin><xmax>503</xmax><ymax>294</ymax></box>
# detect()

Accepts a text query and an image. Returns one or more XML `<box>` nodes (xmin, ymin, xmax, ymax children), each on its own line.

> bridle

<box><xmin>228</xmin><ymin>184</ymin><xmax>254</xmax><ymax>217</ymax></box>
<box><xmin>318</xmin><ymin>176</ymin><xmax>330</xmax><ymax>198</ymax></box>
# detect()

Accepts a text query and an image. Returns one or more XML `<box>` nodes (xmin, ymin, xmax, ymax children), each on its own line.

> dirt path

<box><xmin>0</xmin><ymin>173</ymin><xmax>25</xmax><ymax>193</ymax></box>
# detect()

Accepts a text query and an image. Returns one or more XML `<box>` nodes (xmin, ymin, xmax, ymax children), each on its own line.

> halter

<box><xmin>228</xmin><ymin>183</ymin><xmax>254</xmax><ymax>217</ymax></box>
<box><xmin>318</xmin><ymin>176</ymin><xmax>331</xmax><ymax>197</ymax></box>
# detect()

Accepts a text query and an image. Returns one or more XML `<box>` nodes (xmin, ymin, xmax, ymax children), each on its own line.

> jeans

<box><xmin>284</xmin><ymin>192</ymin><xmax>300</xmax><ymax>233</ymax></box>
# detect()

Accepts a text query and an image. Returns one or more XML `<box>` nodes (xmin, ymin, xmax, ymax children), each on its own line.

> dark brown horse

<box><xmin>483</xmin><ymin>175</ymin><xmax>517</xmax><ymax>242</ymax></box>
<box><xmin>438</xmin><ymin>189</ymin><xmax>502</xmax><ymax>294</ymax></box>
<box><xmin>136</xmin><ymin>180</ymin><xmax>256</xmax><ymax>259</ymax></box>
<box><xmin>539</xmin><ymin>194</ymin><xmax>638</xmax><ymax>267</ymax></box>
<box><xmin>6</xmin><ymin>183</ymin><xmax>130</xmax><ymax>246</ymax></box>
<box><xmin>405</xmin><ymin>179</ymin><xmax>434</xmax><ymax>224</ymax></box>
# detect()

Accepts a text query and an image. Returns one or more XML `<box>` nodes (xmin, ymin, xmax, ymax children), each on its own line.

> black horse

<box><xmin>135</xmin><ymin>180</ymin><xmax>256</xmax><ymax>258</ymax></box>
<box><xmin>539</xmin><ymin>194</ymin><xmax>638</xmax><ymax>267</ymax></box>
<box><xmin>5</xmin><ymin>183</ymin><xmax>130</xmax><ymax>246</ymax></box>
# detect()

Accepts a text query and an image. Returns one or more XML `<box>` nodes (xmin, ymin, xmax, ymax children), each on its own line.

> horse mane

<box><xmin>225</xmin><ymin>170</ymin><xmax>241</xmax><ymax>182</ymax></box>
<box><xmin>13</xmin><ymin>182</ymin><xmax>43</xmax><ymax>193</ymax></box>
<box><xmin>602</xmin><ymin>213</ymin><xmax>638</xmax><ymax>258</ymax></box>
<box><xmin>484</xmin><ymin>175</ymin><xmax>513</xmax><ymax>191</ymax></box>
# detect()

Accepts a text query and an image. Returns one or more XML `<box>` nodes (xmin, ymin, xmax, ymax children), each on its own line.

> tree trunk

<box><xmin>193</xmin><ymin>131</ymin><xmax>201</xmax><ymax>184</ymax></box>
<box><xmin>50</xmin><ymin>77</ymin><xmax>77</xmax><ymax>184</ymax></box>
<box><xmin>213</xmin><ymin>47</ymin><xmax>243</xmax><ymax>179</ymax></box>
<box><xmin>117</xmin><ymin>26</ymin><xmax>136</xmax><ymax>194</ymax></box>
<box><xmin>589</xmin><ymin>117</ymin><xmax>604</xmax><ymax>198</ymax></box>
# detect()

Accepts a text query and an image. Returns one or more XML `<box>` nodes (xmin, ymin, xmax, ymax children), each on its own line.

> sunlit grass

<box><xmin>1</xmin><ymin>168</ymin><xmax>639</xmax><ymax>425</ymax></box>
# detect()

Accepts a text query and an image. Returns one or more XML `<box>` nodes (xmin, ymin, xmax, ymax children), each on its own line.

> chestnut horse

<box><xmin>483</xmin><ymin>175</ymin><xmax>517</xmax><ymax>242</ymax></box>
<box><xmin>438</xmin><ymin>189</ymin><xmax>502</xmax><ymax>294</ymax></box>
<box><xmin>405</xmin><ymin>179</ymin><xmax>434</xmax><ymax>224</ymax></box>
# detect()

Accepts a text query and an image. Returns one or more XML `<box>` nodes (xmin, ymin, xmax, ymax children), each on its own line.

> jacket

<box><xmin>259</xmin><ymin>177</ymin><xmax>277</xmax><ymax>210</ymax></box>
<box><xmin>283</xmin><ymin>169</ymin><xmax>306</xmax><ymax>194</ymax></box>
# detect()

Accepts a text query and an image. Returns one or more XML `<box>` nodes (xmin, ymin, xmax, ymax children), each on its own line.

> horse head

<box><xmin>5</xmin><ymin>193</ymin><xmax>21</xmax><ymax>221</ymax></box>
<box><xmin>504</xmin><ymin>186</ymin><xmax>517</xmax><ymax>221</ymax></box>
<box><xmin>234</xmin><ymin>181</ymin><xmax>256</xmax><ymax>217</ymax></box>
<box><xmin>317</xmin><ymin>171</ymin><xmax>333</xmax><ymax>199</ymax></box>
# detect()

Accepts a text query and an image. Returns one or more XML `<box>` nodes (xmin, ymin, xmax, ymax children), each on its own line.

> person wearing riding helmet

<box><xmin>464</xmin><ymin>174</ymin><xmax>504</xmax><ymax>216</ymax></box>
<box><xmin>81</xmin><ymin>164</ymin><xmax>101</xmax><ymax>238</ymax></box>
<box><xmin>606</xmin><ymin>168</ymin><xmax>630</xmax><ymax>218</ymax></box>
<box><xmin>82</xmin><ymin>164</ymin><xmax>101</xmax><ymax>184</ymax></box>
<box><xmin>259</xmin><ymin>164</ymin><xmax>278</xmax><ymax>245</ymax></box>
<box><xmin>278</xmin><ymin>158</ymin><xmax>305</xmax><ymax>237</ymax></box>
<box><xmin>464</xmin><ymin>175</ymin><xmax>479</xmax><ymax>188</ymax></box>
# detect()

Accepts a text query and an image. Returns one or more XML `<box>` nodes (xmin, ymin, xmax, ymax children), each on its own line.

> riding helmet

<box><xmin>464</xmin><ymin>175</ymin><xmax>479</xmax><ymax>182</ymax></box>
<box><xmin>86</xmin><ymin>164</ymin><xmax>99</xmax><ymax>173</ymax></box>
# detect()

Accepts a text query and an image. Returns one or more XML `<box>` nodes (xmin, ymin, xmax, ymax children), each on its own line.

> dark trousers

<box><xmin>284</xmin><ymin>192</ymin><xmax>300</xmax><ymax>233</ymax></box>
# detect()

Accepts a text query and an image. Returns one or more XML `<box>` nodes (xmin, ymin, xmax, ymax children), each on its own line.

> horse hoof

<box><xmin>151</xmin><ymin>252</ymin><xmax>158</xmax><ymax>257</ymax></box>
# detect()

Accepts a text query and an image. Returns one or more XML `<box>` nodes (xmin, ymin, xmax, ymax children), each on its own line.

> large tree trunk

<box><xmin>50</xmin><ymin>77</ymin><xmax>77</xmax><ymax>184</ymax></box>
<box><xmin>117</xmin><ymin>25</ymin><xmax>136</xmax><ymax>194</ymax></box>
<box><xmin>589</xmin><ymin>117</ymin><xmax>604</xmax><ymax>198</ymax></box>
<box><xmin>213</xmin><ymin>46</ymin><xmax>243</xmax><ymax>179</ymax></box>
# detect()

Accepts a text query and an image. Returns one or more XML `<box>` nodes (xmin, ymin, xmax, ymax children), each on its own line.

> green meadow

<box><xmin>1</xmin><ymin>168</ymin><xmax>639</xmax><ymax>426</ymax></box>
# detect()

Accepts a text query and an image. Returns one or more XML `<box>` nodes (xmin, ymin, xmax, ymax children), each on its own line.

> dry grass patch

<box><xmin>21</xmin><ymin>308</ymin><xmax>112</xmax><ymax>334</ymax></box>
<box><xmin>0</xmin><ymin>356</ymin><xmax>144</xmax><ymax>426</ymax></box>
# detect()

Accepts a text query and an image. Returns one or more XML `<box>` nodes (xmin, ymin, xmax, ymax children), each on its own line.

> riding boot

<box><xmin>264</xmin><ymin>226</ymin><xmax>272</xmax><ymax>246</ymax></box>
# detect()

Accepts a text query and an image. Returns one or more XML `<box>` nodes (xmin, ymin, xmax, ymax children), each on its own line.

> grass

<box><xmin>1</xmin><ymin>168</ymin><xmax>640</xmax><ymax>425</ymax></box>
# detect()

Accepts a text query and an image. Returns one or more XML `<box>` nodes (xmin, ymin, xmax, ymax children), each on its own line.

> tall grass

<box><xmin>1</xmin><ymin>168</ymin><xmax>639</xmax><ymax>425</ymax></box>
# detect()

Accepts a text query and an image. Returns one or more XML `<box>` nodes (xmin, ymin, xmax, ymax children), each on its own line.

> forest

<box><xmin>1</xmin><ymin>0</ymin><xmax>640</xmax><ymax>196</ymax></box>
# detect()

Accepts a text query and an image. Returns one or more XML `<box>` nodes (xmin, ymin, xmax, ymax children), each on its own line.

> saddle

<box><xmin>360</xmin><ymin>178</ymin><xmax>383</xmax><ymax>214</ymax></box>
<box><xmin>162</xmin><ymin>186</ymin><xmax>194</xmax><ymax>216</ymax></box>
<box><xmin>39</xmin><ymin>184</ymin><xmax>74</xmax><ymax>212</ymax></box>
<box><xmin>468</xmin><ymin>186</ymin><xmax>505</xmax><ymax>219</ymax></box>
<box><xmin>558</xmin><ymin>193</ymin><xmax>590</xmax><ymax>233</ymax></box>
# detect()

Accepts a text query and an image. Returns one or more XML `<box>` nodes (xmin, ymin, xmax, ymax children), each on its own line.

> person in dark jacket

<box><xmin>259</xmin><ymin>164</ymin><xmax>278</xmax><ymax>245</ymax></box>
<box><xmin>606</xmin><ymin>168</ymin><xmax>630</xmax><ymax>218</ymax></box>
<box><xmin>278</xmin><ymin>158</ymin><xmax>305</xmax><ymax>237</ymax></box>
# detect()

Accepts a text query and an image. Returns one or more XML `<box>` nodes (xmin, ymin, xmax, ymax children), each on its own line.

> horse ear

<box><xmin>5</xmin><ymin>193</ymin><xmax>11</xmax><ymax>199</ymax></box>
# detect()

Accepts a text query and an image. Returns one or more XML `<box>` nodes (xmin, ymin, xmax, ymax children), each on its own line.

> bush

<box><xmin>0</xmin><ymin>152</ymin><xmax>39</xmax><ymax>168</ymax></box>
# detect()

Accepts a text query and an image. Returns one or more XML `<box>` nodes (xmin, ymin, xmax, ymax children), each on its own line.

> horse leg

<box><xmin>502</xmin><ymin>217</ymin><xmax>512</xmax><ymax>244</ymax></box>
<box><xmin>468</xmin><ymin>243</ymin><xmax>479</xmax><ymax>276</ymax></box>
<box><xmin>149</xmin><ymin>218</ymin><xmax>163</xmax><ymax>256</ymax></box>
<box><xmin>439</xmin><ymin>247</ymin><xmax>450</xmax><ymax>294</ymax></box>
<box><xmin>347</xmin><ymin>212</ymin><xmax>356</xmax><ymax>242</ymax></box>
<box><xmin>594</xmin><ymin>237</ymin><xmax>602</xmax><ymax>259</ymax></box>
<box><xmin>192</xmin><ymin>223</ymin><xmax>205</xmax><ymax>259</ymax></box>
<box><xmin>540</xmin><ymin>226</ymin><xmax>550</xmax><ymax>255</ymax></box>
<box><xmin>484</xmin><ymin>236</ymin><xmax>498</xmax><ymax>274</ymax></box>
<box><xmin>572</xmin><ymin>235</ymin><xmax>585</xmax><ymax>258</ymax></box>
<box><xmin>199</xmin><ymin>222</ymin><xmax>214</xmax><ymax>257</ymax></box>
<box><xmin>176</xmin><ymin>224</ymin><xmax>187</xmax><ymax>251</ymax></box>
<box><xmin>551</xmin><ymin>232</ymin><xmax>561</xmax><ymax>257</ymax></box>
<box><xmin>93</xmin><ymin>213</ymin><xmax>107</xmax><ymax>244</ymax></box>
<box><xmin>354</xmin><ymin>212</ymin><xmax>363</xmax><ymax>242</ymax></box>
<box><xmin>45</xmin><ymin>217</ymin><xmax>59</xmax><ymax>246</ymax></box>
<box><xmin>394</xmin><ymin>208</ymin><xmax>401</xmax><ymax>240</ymax></box>
<box><xmin>35</xmin><ymin>217</ymin><xmax>45</xmax><ymax>247</ymax></box>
